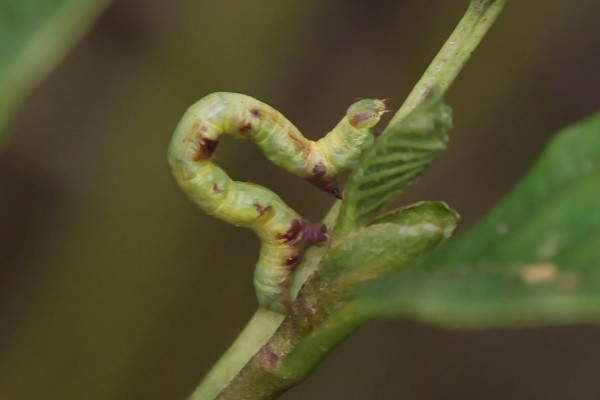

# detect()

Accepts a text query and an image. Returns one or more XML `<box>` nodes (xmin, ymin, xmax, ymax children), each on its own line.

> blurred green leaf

<box><xmin>314</xmin><ymin>202</ymin><xmax>458</xmax><ymax>293</ymax></box>
<box><xmin>368</xmin><ymin>200</ymin><xmax>457</xmax><ymax>228</ymax></box>
<box><xmin>336</xmin><ymin>91</ymin><xmax>452</xmax><ymax>235</ymax></box>
<box><xmin>0</xmin><ymin>0</ymin><xmax>112</xmax><ymax>141</ymax></box>
<box><xmin>354</xmin><ymin>112</ymin><xmax>600</xmax><ymax>327</ymax></box>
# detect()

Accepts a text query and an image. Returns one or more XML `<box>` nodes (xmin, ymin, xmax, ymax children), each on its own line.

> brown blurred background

<box><xmin>1</xmin><ymin>0</ymin><xmax>600</xmax><ymax>399</ymax></box>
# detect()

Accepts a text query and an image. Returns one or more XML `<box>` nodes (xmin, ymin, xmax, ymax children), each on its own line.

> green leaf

<box><xmin>335</xmin><ymin>90</ymin><xmax>452</xmax><ymax>236</ymax></box>
<box><xmin>324</xmin><ymin>202</ymin><xmax>458</xmax><ymax>278</ymax></box>
<box><xmin>0</xmin><ymin>0</ymin><xmax>112</xmax><ymax>142</ymax></box>
<box><xmin>353</xmin><ymin>112</ymin><xmax>600</xmax><ymax>328</ymax></box>
<box><xmin>368</xmin><ymin>200</ymin><xmax>458</xmax><ymax>228</ymax></box>
<box><xmin>302</xmin><ymin>202</ymin><xmax>458</xmax><ymax>314</ymax></box>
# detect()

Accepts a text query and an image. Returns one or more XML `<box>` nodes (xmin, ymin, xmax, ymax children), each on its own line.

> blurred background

<box><xmin>1</xmin><ymin>0</ymin><xmax>600</xmax><ymax>399</ymax></box>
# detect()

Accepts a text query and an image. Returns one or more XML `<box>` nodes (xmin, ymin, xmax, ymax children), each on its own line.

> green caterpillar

<box><xmin>168</xmin><ymin>92</ymin><xmax>385</xmax><ymax>313</ymax></box>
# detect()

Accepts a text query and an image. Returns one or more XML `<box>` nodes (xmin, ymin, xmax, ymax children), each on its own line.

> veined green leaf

<box><xmin>0</xmin><ymin>0</ymin><xmax>112</xmax><ymax>142</ymax></box>
<box><xmin>298</xmin><ymin>201</ymin><xmax>458</xmax><ymax>327</ymax></box>
<box><xmin>353</xmin><ymin>112</ymin><xmax>600</xmax><ymax>328</ymax></box>
<box><xmin>316</xmin><ymin>202</ymin><xmax>458</xmax><ymax>288</ymax></box>
<box><xmin>335</xmin><ymin>90</ymin><xmax>452</xmax><ymax>236</ymax></box>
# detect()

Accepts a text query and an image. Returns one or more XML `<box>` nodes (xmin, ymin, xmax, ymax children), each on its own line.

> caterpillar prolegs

<box><xmin>168</xmin><ymin>92</ymin><xmax>385</xmax><ymax>313</ymax></box>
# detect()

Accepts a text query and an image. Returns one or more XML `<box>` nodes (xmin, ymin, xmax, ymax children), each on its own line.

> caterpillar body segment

<box><xmin>254</xmin><ymin>219</ymin><xmax>328</xmax><ymax>313</ymax></box>
<box><xmin>170</xmin><ymin>92</ymin><xmax>385</xmax><ymax>197</ymax></box>
<box><xmin>168</xmin><ymin>92</ymin><xmax>385</xmax><ymax>312</ymax></box>
<box><xmin>170</xmin><ymin>156</ymin><xmax>327</xmax><ymax>312</ymax></box>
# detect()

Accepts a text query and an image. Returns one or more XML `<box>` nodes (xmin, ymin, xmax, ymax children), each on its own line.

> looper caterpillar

<box><xmin>168</xmin><ymin>92</ymin><xmax>385</xmax><ymax>312</ymax></box>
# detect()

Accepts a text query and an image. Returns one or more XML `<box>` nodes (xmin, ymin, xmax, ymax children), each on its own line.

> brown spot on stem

<box><xmin>421</xmin><ymin>87</ymin><xmax>434</xmax><ymax>101</ymax></box>
<box><xmin>238</xmin><ymin>121</ymin><xmax>253</xmax><ymax>135</ymax></box>
<box><xmin>306</xmin><ymin>163</ymin><xmax>342</xmax><ymax>199</ymax></box>
<box><xmin>259</xmin><ymin>346</ymin><xmax>279</xmax><ymax>366</ymax></box>
<box><xmin>193</xmin><ymin>137</ymin><xmax>219</xmax><ymax>161</ymax></box>
<box><xmin>253</xmin><ymin>203</ymin><xmax>272</xmax><ymax>217</ymax></box>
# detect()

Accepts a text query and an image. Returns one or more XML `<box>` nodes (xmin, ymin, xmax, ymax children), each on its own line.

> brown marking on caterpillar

<box><xmin>286</xmin><ymin>129</ymin><xmax>311</xmax><ymax>158</ymax></box>
<box><xmin>285</xmin><ymin>253</ymin><xmax>302</xmax><ymax>271</ymax></box>
<box><xmin>249</xmin><ymin>107</ymin><xmax>262</xmax><ymax>118</ymax></box>
<box><xmin>314</xmin><ymin>163</ymin><xmax>326</xmax><ymax>175</ymax></box>
<box><xmin>349</xmin><ymin>101</ymin><xmax>387</xmax><ymax>127</ymax></box>
<box><xmin>278</xmin><ymin>219</ymin><xmax>328</xmax><ymax>245</ymax></box>
<box><xmin>194</xmin><ymin>137</ymin><xmax>219</xmax><ymax>161</ymax></box>
<box><xmin>350</xmin><ymin>111</ymin><xmax>376</xmax><ymax>127</ymax></box>
<box><xmin>306</xmin><ymin>163</ymin><xmax>342</xmax><ymax>199</ymax></box>
<box><xmin>320</xmin><ymin>224</ymin><xmax>329</xmax><ymax>235</ymax></box>
<box><xmin>474</xmin><ymin>0</ymin><xmax>486</xmax><ymax>12</ymax></box>
<box><xmin>278</xmin><ymin>219</ymin><xmax>305</xmax><ymax>244</ymax></box>
<box><xmin>278</xmin><ymin>277</ymin><xmax>295</xmax><ymax>315</ymax></box>
<box><xmin>238</xmin><ymin>121</ymin><xmax>253</xmax><ymax>135</ymax></box>
<box><xmin>254</xmin><ymin>203</ymin><xmax>272</xmax><ymax>217</ymax></box>
<box><xmin>190</xmin><ymin>122</ymin><xmax>208</xmax><ymax>135</ymax></box>
<box><xmin>212</xmin><ymin>183</ymin><xmax>223</xmax><ymax>193</ymax></box>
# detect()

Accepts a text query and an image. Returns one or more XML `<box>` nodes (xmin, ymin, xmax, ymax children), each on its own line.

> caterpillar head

<box><xmin>347</xmin><ymin>99</ymin><xmax>387</xmax><ymax>129</ymax></box>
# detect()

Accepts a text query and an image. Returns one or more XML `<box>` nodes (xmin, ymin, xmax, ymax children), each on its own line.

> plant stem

<box><xmin>190</xmin><ymin>1</ymin><xmax>510</xmax><ymax>398</ymax></box>
<box><xmin>188</xmin><ymin>309</ymin><xmax>284</xmax><ymax>400</ymax></box>
<box><xmin>277</xmin><ymin>304</ymin><xmax>369</xmax><ymax>377</ymax></box>
<box><xmin>387</xmin><ymin>0</ymin><xmax>510</xmax><ymax>128</ymax></box>
<box><xmin>215</xmin><ymin>303</ymin><xmax>371</xmax><ymax>400</ymax></box>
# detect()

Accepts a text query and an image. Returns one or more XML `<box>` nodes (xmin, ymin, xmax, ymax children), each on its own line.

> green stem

<box><xmin>190</xmin><ymin>1</ymin><xmax>510</xmax><ymax>398</ymax></box>
<box><xmin>188</xmin><ymin>309</ymin><xmax>284</xmax><ymax>400</ymax></box>
<box><xmin>386</xmin><ymin>0</ymin><xmax>510</xmax><ymax>128</ymax></box>
<box><xmin>215</xmin><ymin>304</ymin><xmax>371</xmax><ymax>400</ymax></box>
<box><xmin>278</xmin><ymin>304</ymin><xmax>369</xmax><ymax>377</ymax></box>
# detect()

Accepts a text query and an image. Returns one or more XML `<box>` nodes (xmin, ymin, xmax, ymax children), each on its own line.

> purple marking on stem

<box><xmin>259</xmin><ymin>346</ymin><xmax>279</xmax><ymax>366</ymax></box>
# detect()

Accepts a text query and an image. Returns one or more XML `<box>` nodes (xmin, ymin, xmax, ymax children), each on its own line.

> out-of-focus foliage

<box><xmin>356</xmin><ymin>113</ymin><xmax>600</xmax><ymax>326</ymax></box>
<box><xmin>0</xmin><ymin>0</ymin><xmax>112</xmax><ymax>141</ymax></box>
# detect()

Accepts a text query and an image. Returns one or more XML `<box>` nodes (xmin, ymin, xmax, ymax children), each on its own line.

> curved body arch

<box><xmin>168</xmin><ymin>92</ymin><xmax>385</xmax><ymax>312</ymax></box>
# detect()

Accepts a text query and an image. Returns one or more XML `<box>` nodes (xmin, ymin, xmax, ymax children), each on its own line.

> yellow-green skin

<box><xmin>168</xmin><ymin>92</ymin><xmax>385</xmax><ymax>313</ymax></box>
